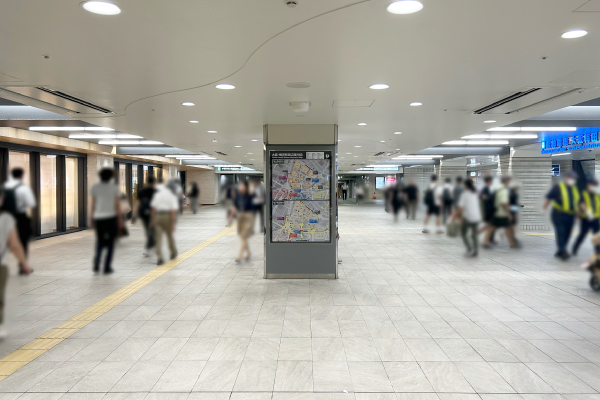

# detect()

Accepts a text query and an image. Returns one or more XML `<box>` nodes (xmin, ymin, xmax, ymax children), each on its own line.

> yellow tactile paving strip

<box><xmin>0</xmin><ymin>225</ymin><xmax>233</xmax><ymax>381</ymax></box>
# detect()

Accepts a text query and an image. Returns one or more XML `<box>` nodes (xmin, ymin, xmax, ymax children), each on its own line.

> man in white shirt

<box><xmin>151</xmin><ymin>184</ymin><xmax>179</xmax><ymax>265</ymax></box>
<box><xmin>423</xmin><ymin>174</ymin><xmax>444</xmax><ymax>234</ymax></box>
<box><xmin>3</xmin><ymin>168</ymin><xmax>36</xmax><ymax>275</ymax></box>
<box><xmin>341</xmin><ymin>182</ymin><xmax>349</xmax><ymax>200</ymax></box>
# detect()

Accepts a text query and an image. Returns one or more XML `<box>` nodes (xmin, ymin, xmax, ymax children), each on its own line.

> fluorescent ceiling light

<box><xmin>487</xmin><ymin>127</ymin><xmax>576</xmax><ymax>132</ymax></box>
<box><xmin>484</xmin><ymin>120</ymin><xmax>496</xmax><ymax>123</ymax></box>
<box><xmin>166</xmin><ymin>155</ymin><xmax>210</xmax><ymax>158</ymax></box>
<box><xmin>366</xmin><ymin>165</ymin><xmax>401</xmax><ymax>168</ymax></box>
<box><xmin>207</xmin><ymin>130</ymin><xmax>217</xmax><ymax>133</ymax></box>
<box><xmin>82</xmin><ymin>1</ymin><xmax>121</xmax><ymax>15</ymax></box>
<box><xmin>29</xmin><ymin>126</ymin><xmax>114</xmax><ymax>131</ymax></box>
<box><xmin>387</xmin><ymin>0</ymin><xmax>423</xmax><ymax>14</ymax></box>
<box><xmin>410</xmin><ymin>102</ymin><xmax>422</xmax><ymax>106</ymax></box>
<box><xmin>182</xmin><ymin>102</ymin><xmax>195</xmax><ymax>106</ymax></box>
<box><xmin>394</xmin><ymin>155</ymin><xmax>443</xmax><ymax>159</ymax></box>
<box><xmin>562</xmin><ymin>30</ymin><xmax>587</xmax><ymax>39</ymax></box>
<box><xmin>216</xmin><ymin>84</ymin><xmax>235</xmax><ymax>90</ymax></box>
<box><xmin>98</xmin><ymin>140</ymin><xmax>164</xmax><ymax>145</ymax></box>
<box><xmin>369</xmin><ymin>84</ymin><xmax>389</xmax><ymax>90</ymax></box>
<box><xmin>467</xmin><ymin>140</ymin><xmax>509</xmax><ymax>145</ymax></box>
<box><xmin>443</xmin><ymin>140</ymin><xmax>467</xmax><ymax>145</ymax></box>
<box><xmin>234</xmin><ymin>145</ymin><xmax>242</xmax><ymax>148</ymax></box>
<box><xmin>461</xmin><ymin>133</ymin><xmax>538</xmax><ymax>139</ymax></box>
<box><xmin>69</xmin><ymin>133</ymin><xmax>143</xmax><ymax>139</ymax></box>
<box><xmin>462</xmin><ymin>134</ymin><xmax>489</xmax><ymax>139</ymax></box>
<box><xmin>177</xmin><ymin>157</ymin><xmax>216</xmax><ymax>160</ymax></box>
<box><xmin>358</xmin><ymin>123</ymin><xmax>367</xmax><ymax>126</ymax></box>
<box><xmin>394</xmin><ymin>132</ymin><xmax>402</xmax><ymax>135</ymax></box>
<box><xmin>354</xmin><ymin>145</ymin><xmax>362</xmax><ymax>148</ymax></box>
<box><xmin>552</xmin><ymin>152</ymin><xmax>571</xmax><ymax>156</ymax></box>
<box><xmin>189</xmin><ymin>120</ymin><xmax>199</xmax><ymax>124</ymax></box>
<box><xmin>251</xmin><ymin>139</ymin><xmax>259</xmax><ymax>142</ymax></box>
<box><xmin>346</xmin><ymin>153</ymin><xmax>352</xmax><ymax>155</ymax></box>
<box><xmin>380</xmin><ymin>140</ymin><xmax>386</xmax><ymax>143</ymax></box>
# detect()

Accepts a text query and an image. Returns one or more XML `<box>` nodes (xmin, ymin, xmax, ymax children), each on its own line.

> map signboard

<box><xmin>270</xmin><ymin>151</ymin><xmax>331</xmax><ymax>243</ymax></box>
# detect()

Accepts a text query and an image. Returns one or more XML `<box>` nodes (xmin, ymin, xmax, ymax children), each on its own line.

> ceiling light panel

<box><xmin>29</xmin><ymin>126</ymin><xmax>115</xmax><ymax>131</ymax></box>
<box><xmin>69</xmin><ymin>133</ymin><xmax>143</xmax><ymax>139</ymax></box>
<box><xmin>369</xmin><ymin>84</ymin><xmax>389</xmax><ymax>89</ymax></box>
<box><xmin>487</xmin><ymin>127</ymin><xmax>576</xmax><ymax>132</ymax></box>
<box><xmin>562</xmin><ymin>30</ymin><xmax>588</xmax><ymax>39</ymax></box>
<box><xmin>82</xmin><ymin>1</ymin><xmax>122</xmax><ymax>15</ymax></box>
<box><xmin>387</xmin><ymin>0</ymin><xmax>423</xmax><ymax>14</ymax></box>
<box><xmin>98</xmin><ymin>140</ymin><xmax>164</xmax><ymax>145</ymax></box>
<box><xmin>216</xmin><ymin>84</ymin><xmax>235</xmax><ymax>90</ymax></box>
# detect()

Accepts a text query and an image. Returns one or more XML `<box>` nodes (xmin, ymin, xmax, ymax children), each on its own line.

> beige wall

<box><xmin>186</xmin><ymin>169</ymin><xmax>219</xmax><ymax>205</ymax></box>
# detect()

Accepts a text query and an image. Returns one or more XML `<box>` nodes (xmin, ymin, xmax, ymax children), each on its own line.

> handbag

<box><xmin>446</xmin><ymin>218</ymin><xmax>460</xmax><ymax>238</ymax></box>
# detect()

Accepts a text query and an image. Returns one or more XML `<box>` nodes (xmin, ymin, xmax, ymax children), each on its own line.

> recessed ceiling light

<box><xmin>562</xmin><ymin>30</ymin><xmax>588</xmax><ymax>39</ymax></box>
<box><xmin>346</xmin><ymin>153</ymin><xmax>352</xmax><ymax>155</ymax></box>
<box><xmin>189</xmin><ymin>120</ymin><xmax>199</xmax><ymax>124</ymax></box>
<box><xmin>247</xmin><ymin>152</ymin><xmax>253</xmax><ymax>155</ymax></box>
<box><xmin>207</xmin><ymin>130</ymin><xmax>217</xmax><ymax>133</ymax></box>
<box><xmin>358</xmin><ymin>123</ymin><xmax>367</xmax><ymax>126</ymax></box>
<box><xmin>394</xmin><ymin>132</ymin><xmax>402</xmax><ymax>135</ymax></box>
<box><xmin>82</xmin><ymin>1</ymin><xmax>122</xmax><ymax>15</ymax></box>
<box><xmin>354</xmin><ymin>156</ymin><xmax>359</xmax><ymax>158</ymax></box>
<box><xmin>212</xmin><ymin>139</ymin><xmax>218</xmax><ymax>142</ymax></box>
<box><xmin>380</xmin><ymin>140</ymin><xmax>386</xmax><ymax>143</ymax></box>
<box><xmin>234</xmin><ymin>145</ymin><xmax>242</xmax><ymax>148</ymax></box>
<box><xmin>354</xmin><ymin>146</ymin><xmax>362</xmax><ymax>148</ymax></box>
<box><xmin>396</xmin><ymin>148</ymin><xmax>400</xmax><ymax>150</ymax></box>
<box><xmin>410</xmin><ymin>102</ymin><xmax>422</xmax><ymax>106</ymax></box>
<box><xmin>216</xmin><ymin>83</ymin><xmax>235</xmax><ymax>90</ymax></box>
<box><xmin>251</xmin><ymin>139</ymin><xmax>259</xmax><ymax>142</ymax></box>
<box><xmin>182</xmin><ymin>102</ymin><xmax>195</xmax><ymax>106</ymax></box>
<box><xmin>369</xmin><ymin>84</ymin><xmax>389</xmax><ymax>90</ymax></box>
<box><xmin>483</xmin><ymin>120</ymin><xmax>496</xmax><ymax>124</ymax></box>
<box><xmin>387</xmin><ymin>0</ymin><xmax>423</xmax><ymax>14</ymax></box>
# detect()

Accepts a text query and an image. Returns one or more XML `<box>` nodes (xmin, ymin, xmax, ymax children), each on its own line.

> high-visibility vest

<box><xmin>582</xmin><ymin>190</ymin><xmax>600</xmax><ymax>218</ymax></box>
<box><xmin>552</xmin><ymin>182</ymin><xmax>580</xmax><ymax>214</ymax></box>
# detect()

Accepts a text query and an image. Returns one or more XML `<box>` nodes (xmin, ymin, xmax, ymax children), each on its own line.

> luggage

<box><xmin>446</xmin><ymin>218</ymin><xmax>460</xmax><ymax>238</ymax></box>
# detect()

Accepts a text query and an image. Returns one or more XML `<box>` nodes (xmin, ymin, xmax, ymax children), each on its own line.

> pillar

<box><xmin>186</xmin><ymin>168</ymin><xmax>219</xmax><ymax>205</ymax></box>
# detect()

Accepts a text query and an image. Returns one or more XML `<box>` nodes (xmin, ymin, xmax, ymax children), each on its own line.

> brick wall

<box><xmin>186</xmin><ymin>169</ymin><xmax>219</xmax><ymax>205</ymax></box>
<box><xmin>511</xmin><ymin>157</ymin><xmax>552</xmax><ymax>231</ymax></box>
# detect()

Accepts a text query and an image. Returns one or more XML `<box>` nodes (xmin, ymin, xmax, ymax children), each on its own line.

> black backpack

<box><xmin>424</xmin><ymin>188</ymin><xmax>435</xmax><ymax>206</ymax></box>
<box><xmin>1</xmin><ymin>183</ymin><xmax>21</xmax><ymax>216</ymax></box>
<box><xmin>443</xmin><ymin>187</ymin><xmax>453</xmax><ymax>205</ymax></box>
<box><xmin>138</xmin><ymin>189</ymin><xmax>154</xmax><ymax>217</ymax></box>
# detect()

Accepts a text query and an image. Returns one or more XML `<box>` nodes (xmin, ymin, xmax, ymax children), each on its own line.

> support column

<box><xmin>186</xmin><ymin>168</ymin><xmax>218</xmax><ymax>205</ymax></box>
<box><xmin>86</xmin><ymin>154</ymin><xmax>114</xmax><ymax>196</ymax></box>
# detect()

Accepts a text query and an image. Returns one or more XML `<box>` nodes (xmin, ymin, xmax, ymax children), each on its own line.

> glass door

<box><xmin>65</xmin><ymin>157</ymin><xmax>79</xmax><ymax>229</ymax></box>
<box><xmin>40</xmin><ymin>154</ymin><xmax>58</xmax><ymax>234</ymax></box>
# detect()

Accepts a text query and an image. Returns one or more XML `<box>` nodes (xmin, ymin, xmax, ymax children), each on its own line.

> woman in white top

<box><xmin>456</xmin><ymin>178</ymin><xmax>482</xmax><ymax>257</ymax></box>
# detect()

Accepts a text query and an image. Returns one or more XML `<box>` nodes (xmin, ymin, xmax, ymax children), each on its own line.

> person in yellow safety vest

<box><xmin>572</xmin><ymin>178</ymin><xmax>600</xmax><ymax>256</ymax></box>
<box><xmin>543</xmin><ymin>171</ymin><xmax>580</xmax><ymax>261</ymax></box>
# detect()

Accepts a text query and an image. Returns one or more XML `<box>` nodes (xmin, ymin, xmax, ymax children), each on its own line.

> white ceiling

<box><xmin>2</xmin><ymin>0</ymin><xmax>600</xmax><ymax>171</ymax></box>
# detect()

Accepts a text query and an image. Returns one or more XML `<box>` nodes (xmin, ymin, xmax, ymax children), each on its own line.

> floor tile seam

<box><xmin>0</xmin><ymin>225</ymin><xmax>234</xmax><ymax>379</ymax></box>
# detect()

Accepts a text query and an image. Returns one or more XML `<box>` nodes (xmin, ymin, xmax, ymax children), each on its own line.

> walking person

<box><xmin>355</xmin><ymin>184</ymin><xmax>365</xmax><ymax>205</ymax></box>
<box><xmin>453</xmin><ymin>176</ymin><xmax>464</xmax><ymax>211</ymax></box>
<box><xmin>423</xmin><ymin>174</ymin><xmax>444</xmax><ymax>234</ymax></box>
<box><xmin>251</xmin><ymin>180</ymin><xmax>265</xmax><ymax>234</ymax></box>
<box><xmin>341</xmin><ymin>182</ymin><xmax>349</xmax><ymax>200</ymax></box>
<box><xmin>572</xmin><ymin>178</ymin><xmax>600</xmax><ymax>256</ymax></box>
<box><xmin>441</xmin><ymin>177</ymin><xmax>454</xmax><ymax>224</ymax></box>
<box><xmin>403</xmin><ymin>179</ymin><xmax>418</xmax><ymax>220</ymax></box>
<box><xmin>133</xmin><ymin>176</ymin><xmax>157</xmax><ymax>257</ymax></box>
<box><xmin>90</xmin><ymin>167</ymin><xmax>122</xmax><ymax>274</ymax></box>
<box><xmin>388</xmin><ymin>183</ymin><xmax>404</xmax><ymax>222</ymax></box>
<box><xmin>224</xmin><ymin>184</ymin><xmax>236</xmax><ymax>227</ymax></box>
<box><xmin>235</xmin><ymin>181</ymin><xmax>255</xmax><ymax>263</ymax></box>
<box><xmin>0</xmin><ymin>187</ymin><xmax>34</xmax><ymax>339</ymax></box>
<box><xmin>543</xmin><ymin>171</ymin><xmax>580</xmax><ymax>260</ymax></box>
<box><xmin>456</xmin><ymin>178</ymin><xmax>481</xmax><ymax>257</ymax></box>
<box><xmin>482</xmin><ymin>176</ymin><xmax>519</xmax><ymax>249</ymax></box>
<box><xmin>151</xmin><ymin>182</ymin><xmax>179</xmax><ymax>265</ymax></box>
<box><xmin>478</xmin><ymin>175</ymin><xmax>496</xmax><ymax>244</ymax></box>
<box><xmin>3</xmin><ymin>168</ymin><xmax>35</xmax><ymax>275</ymax></box>
<box><xmin>187</xmin><ymin>182</ymin><xmax>200</xmax><ymax>214</ymax></box>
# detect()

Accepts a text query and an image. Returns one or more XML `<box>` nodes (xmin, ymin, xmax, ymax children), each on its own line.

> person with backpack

<box><xmin>90</xmin><ymin>167</ymin><xmax>123</xmax><ymax>274</ymax></box>
<box><xmin>478</xmin><ymin>175</ymin><xmax>496</xmax><ymax>244</ymax></box>
<box><xmin>133</xmin><ymin>176</ymin><xmax>157</xmax><ymax>257</ymax></box>
<box><xmin>423</xmin><ymin>174</ymin><xmax>443</xmax><ymax>234</ymax></box>
<box><xmin>0</xmin><ymin>187</ymin><xmax>33</xmax><ymax>338</ymax></box>
<box><xmin>441</xmin><ymin>177</ymin><xmax>454</xmax><ymax>224</ymax></box>
<box><xmin>3</xmin><ymin>168</ymin><xmax>35</xmax><ymax>275</ymax></box>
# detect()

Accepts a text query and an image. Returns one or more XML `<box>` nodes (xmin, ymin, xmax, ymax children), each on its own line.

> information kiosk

<box><xmin>263</xmin><ymin>124</ymin><xmax>338</xmax><ymax>279</ymax></box>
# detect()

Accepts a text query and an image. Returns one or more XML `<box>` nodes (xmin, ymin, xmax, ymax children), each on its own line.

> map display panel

<box><xmin>270</xmin><ymin>151</ymin><xmax>331</xmax><ymax>243</ymax></box>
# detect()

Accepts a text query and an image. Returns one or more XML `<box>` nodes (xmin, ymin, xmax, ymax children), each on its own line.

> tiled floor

<box><xmin>1</xmin><ymin>203</ymin><xmax>600</xmax><ymax>399</ymax></box>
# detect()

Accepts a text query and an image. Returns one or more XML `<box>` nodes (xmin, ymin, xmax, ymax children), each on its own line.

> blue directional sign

<box><xmin>541</xmin><ymin>128</ymin><xmax>600</xmax><ymax>154</ymax></box>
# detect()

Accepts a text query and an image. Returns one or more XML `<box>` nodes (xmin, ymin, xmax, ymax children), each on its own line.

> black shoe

<box><xmin>104</xmin><ymin>267</ymin><xmax>114</xmax><ymax>274</ymax></box>
<box><xmin>157</xmin><ymin>259</ymin><xmax>164</xmax><ymax>265</ymax></box>
<box><xmin>19</xmin><ymin>268</ymin><xmax>33</xmax><ymax>275</ymax></box>
<box><xmin>93</xmin><ymin>264</ymin><xmax>99</xmax><ymax>273</ymax></box>
<box><xmin>560</xmin><ymin>253</ymin><xmax>570</xmax><ymax>261</ymax></box>
<box><xmin>170</xmin><ymin>253</ymin><xmax>178</xmax><ymax>260</ymax></box>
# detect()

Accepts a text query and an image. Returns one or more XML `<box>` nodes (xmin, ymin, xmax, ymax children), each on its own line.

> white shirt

<box><xmin>5</xmin><ymin>179</ymin><xmax>36</xmax><ymax>213</ymax></box>
<box><xmin>151</xmin><ymin>185</ymin><xmax>179</xmax><ymax>212</ymax></box>
<box><xmin>430</xmin><ymin>183</ymin><xmax>444</xmax><ymax>206</ymax></box>
<box><xmin>342</xmin><ymin>184</ymin><xmax>348</xmax><ymax>190</ymax></box>
<box><xmin>458</xmin><ymin>190</ymin><xmax>482</xmax><ymax>223</ymax></box>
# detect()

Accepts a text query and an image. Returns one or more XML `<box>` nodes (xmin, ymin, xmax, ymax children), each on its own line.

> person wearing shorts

<box><xmin>483</xmin><ymin>176</ymin><xmax>518</xmax><ymax>249</ymax></box>
<box><xmin>423</xmin><ymin>174</ymin><xmax>443</xmax><ymax>234</ymax></box>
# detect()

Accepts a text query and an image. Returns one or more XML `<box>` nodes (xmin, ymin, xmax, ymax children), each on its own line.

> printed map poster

<box><xmin>271</xmin><ymin>151</ymin><xmax>332</xmax><ymax>243</ymax></box>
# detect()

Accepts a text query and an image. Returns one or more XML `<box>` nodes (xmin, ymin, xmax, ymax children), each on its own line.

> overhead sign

<box><xmin>541</xmin><ymin>128</ymin><xmax>600</xmax><ymax>154</ymax></box>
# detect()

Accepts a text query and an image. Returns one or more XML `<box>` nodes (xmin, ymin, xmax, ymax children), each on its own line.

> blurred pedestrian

<box><xmin>423</xmin><ymin>174</ymin><xmax>443</xmax><ymax>234</ymax></box>
<box><xmin>2</xmin><ymin>168</ymin><xmax>35</xmax><ymax>275</ymax></box>
<box><xmin>341</xmin><ymin>182</ymin><xmax>348</xmax><ymax>200</ymax></box>
<box><xmin>388</xmin><ymin>183</ymin><xmax>404</xmax><ymax>222</ymax></box>
<box><xmin>456</xmin><ymin>178</ymin><xmax>481</xmax><ymax>257</ymax></box>
<box><xmin>151</xmin><ymin>182</ymin><xmax>179</xmax><ymax>265</ymax></box>
<box><xmin>188</xmin><ymin>182</ymin><xmax>200</xmax><ymax>214</ymax></box>
<box><xmin>453</xmin><ymin>176</ymin><xmax>464</xmax><ymax>211</ymax></box>
<box><xmin>251</xmin><ymin>180</ymin><xmax>265</xmax><ymax>234</ymax></box>
<box><xmin>90</xmin><ymin>167</ymin><xmax>122</xmax><ymax>274</ymax></box>
<box><xmin>478</xmin><ymin>175</ymin><xmax>496</xmax><ymax>244</ymax></box>
<box><xmin>572</xmin><ymin>178</ymin><xmax>600</xmax><ymax>256</ymax></box>
<box><xmin>133</xmin><ymin>176</ymin><xmax>157</xmax><ymax>257</ymax></box>
<box><xmin>403</xmin><ymin>179</ymin><xmax>418</xmax><ymax>220</ymax></box>
<box><xmin>543</xmin><ymin>171</ymin><xmax>580</xmax><ymax>260</ymax></box>
<box><xmin>483</xmin><ymin>176</ymin><xmax>518</xmax><ymax>249</ymax></box>
<box><xmin>355</xmin><ymin>184</ymin><xmax>365</xmax><ymax>205</ymax></box>
<box><xmin>224</xmin><ymin>184</ymin><xmax>236</xmax><ymax>227</ymax></box>
<box><xmin>441</xmin><ymin>177</ymin><xmax>454</xmax><ymax>224</ymax></box>
<box><xmin>167</xmin><ymin>178</ymin><xmax>184</xmax><ymax>215</ymax></box>
<box><xmin>0</xmin><ymin>187</ymin><xmax>33</xmax><ymax>339</ymax></box>
<box><xmin>509</xmin><ymin>181</ymin><xmax>521</xmax><ymax>245</ymax></box>
<box><xmin>235</xmin><ymin>181</ymin><xmax>255</xmax><ymax>262</ymax></box>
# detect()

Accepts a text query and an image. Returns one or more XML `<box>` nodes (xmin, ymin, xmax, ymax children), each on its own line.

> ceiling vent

<box><xmin>472</xmin><ymin>87</ymin><xmax>584</xmax><ymax>115</ymax></box>
<box><xmin>0</xmin><ymin>86</ymin><xmax>112</xmax><ymax>114</ymax></box>
<box><xmin>215</xmin><ymin>151</ymin><xmax>228</xmax><ymax>156</ymax></box>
